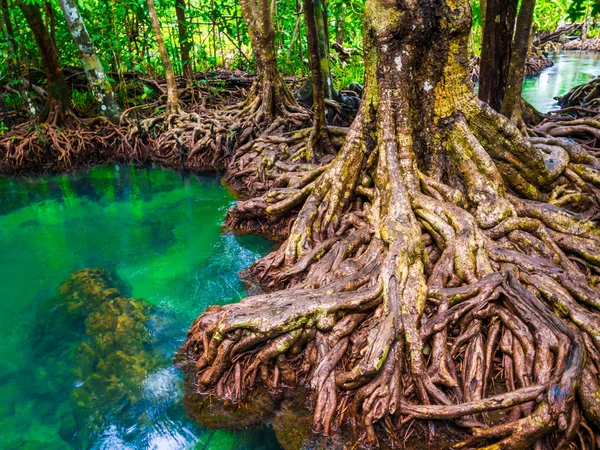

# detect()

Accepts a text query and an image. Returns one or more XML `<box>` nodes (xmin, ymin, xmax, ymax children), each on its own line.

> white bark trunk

<box><xmin>59</xmin><ymin>0</ymin><xmax>122</xmax><ymax>120</ymax></box>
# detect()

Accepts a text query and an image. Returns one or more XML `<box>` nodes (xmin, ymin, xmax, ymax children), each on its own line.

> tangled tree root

<box><xmin>531</xmin><ymin>76</ymin><xmax>600</xmax><ymax>162</ymax></box>
<box><xmin>524</xmin><ymin>50</ymin><xmax>554</xmax><ymax>77</ymax></box>
<box><xmin>557</xmin><ymin>76</ymin><xmax>600</xmax><ymax>110</ymax></box>
<box><xmin>180</xmin><ymin>6</ymin><xmax>600</xmax><ymax>441</ymax></box>
<box><xmin>121</xmin><ymin>74</ymin><xmax>313</xmax><ymax>181</ymax></box>
<box><xmin>0</xmin><ymin>114</ymin><xmax>140</xmax><ymax>174</ymax></box>
<box><xmin>0</xmin><ymin>80</ymin><xmax>314</xmax><ymax>182</ymax></box>
<box><xmin>563</xmin><ymin>38</ymin><xmax>600</xmax><ymax>51</ymax></box>
<box><xmin>224</xmin><ymin>125</ymin><xmax>347</xmax><ymax>201</ymax></box>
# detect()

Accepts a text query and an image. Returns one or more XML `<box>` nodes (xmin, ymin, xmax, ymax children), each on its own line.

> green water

<box><xmin>0</xmin><ymin>165</ymin><xmax>279</xmax><ymax>449</ymax></box>
<box><xmin>522</xmin><ymin>51</ymin><xmax>600</xmax><ymax>112</ymax></box>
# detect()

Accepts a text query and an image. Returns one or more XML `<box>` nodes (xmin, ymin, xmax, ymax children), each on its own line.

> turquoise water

<box><xmin>0</xmin><ymin>165</ymin><xmax>279</xmax><ymax>449</ymax></box>
<box><xmin>522</xmin><ymin>50</ymin><xmax>600</xmax><ymax>112</ymax></box>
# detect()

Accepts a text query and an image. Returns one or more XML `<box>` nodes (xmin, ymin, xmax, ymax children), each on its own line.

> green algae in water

<box><xmin>0</xmin><ymin>165</ymin><xmax>280</xmax><ymax>449</ymax></box>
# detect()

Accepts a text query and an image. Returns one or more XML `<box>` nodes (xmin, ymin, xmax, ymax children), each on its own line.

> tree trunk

<box><xmin>58</xmin><ymin>0</ymin><xmax>122</xmax><ymax>121</ymax></box>
<box><xmin>335</xmin><ymin>5</ymin><xmax>345</xmax><ymax>48</ymax></box>
<box><xmin>303</xmin><ymin>0</ymin><xmax>330</xmax><ymax>158</ymax></box>
<box><xmin>1</xmin><ymin>0</ymin><xmax>16</xmax><ymax>55</ymax></box>
<box><xmin>314</xmin><ymin>0</ymin><xmax>334</xmax><ymax>100</ymax></box>
<box><xmin>45</xmin><ymin>1</ymin><xmax>58</xmax><ymax>55</ymax></box>
<box><xmin>238</xmin><ymin>0</ymin><xmax>305</xmax><ymax>125</ymax></box>
<box><xmin>295</xmin><ymin>0</ymin><xmax>337</xmax><ymax>106</ymax></box>
<box><xmin>501</xmin><ymin>0</ymin><xmax>536</xmax><ymax>125</ymax></box>
<box><xmin>146</xmin><ymin>0</ymin><xmax>180</xmax><ymax>115</ymax></box>
<box><xmin>182</xmin><ymin>0</ymin><xmax>600</xmax><ymax>448</ymax></box>
<box><xmin>480</xmin><ymin>0</ymin><xmax>487</xmax><ymax>33</ymax></box>
<box><xmin>175</xmin><ymin>0</ymin><xmax>193</xmax><ymax>83</ymax></box>
<box><xmin>478</xmin><ymin>0</ymin><xmax>518</xmax><ymax>111</ymax></box>
<box><xmin>19</xmin><ymin>1</ymin><xmax>70</xmax><ymax>124</ymax></box>
<box><xmin>582</xmin><ymin>3</ymin><xmax>590</xmax><ymax>42</ymax></box>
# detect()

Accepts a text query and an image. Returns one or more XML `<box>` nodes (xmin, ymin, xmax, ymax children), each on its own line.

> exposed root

<box><xmin>0</xmin><ymin>114</ymin><xmax>136</xmax><ymax>173</ymax></box>
<box><xmin>181</xmin><ymin>85</ymin><xmax>600</xmax><ymax>450</ymax></box>
<box><xmin>530</xmin><ymin>76</ymin><xmax>600</xmax><ymax>198</ymax></box>
<box><xmin>563</xmin><ymin>38</ymin><xmax>600</xmax><ymax>52</ymax></box>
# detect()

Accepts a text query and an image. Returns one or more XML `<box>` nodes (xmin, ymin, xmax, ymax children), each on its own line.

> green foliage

<box><xmin>2</xmin><ymin>0</ymin><xmax>595</xmax><ymax>112</ymax></box>
<box><xmin>535</xmin><ymin>0</ymin><xmax>571</xmax><ymax>30</ymax></box>
<box><xmin>71</xmin><ymin>89</ymin><xmax>96</xmax><ymax>114</ymax></box>
<box><xmin>568</xmin><ymin>0</ymin><xmax>600</xmax><ymax>21</ymax></box>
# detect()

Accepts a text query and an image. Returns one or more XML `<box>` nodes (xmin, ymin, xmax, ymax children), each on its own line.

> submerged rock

<box><xmin>59</xmin><ymin>269</ymin><xmax>159</xmax><ymax>411</ymax></box>
<box><xmin>45</xmin><ymin>268</ymin><xmax>161</xmax><ymax>432</ymax></box>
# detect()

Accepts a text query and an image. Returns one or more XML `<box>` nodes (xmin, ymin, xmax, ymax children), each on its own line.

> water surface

<box><xmin>522</xmin><ymin>51</ymin><xmax>600</xmax><ymax>112</ymax></box>
<box><xmin>0</xmin><ymin>165</ymin><xmax>279</xmax><ymax>449</ymax></box>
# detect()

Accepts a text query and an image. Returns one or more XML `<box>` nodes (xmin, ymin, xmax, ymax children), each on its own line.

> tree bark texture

<box><xmin>303</xmin><ymin>0</ymin><xmax>329</xmax><ymax>155</ymax></box>
<box><xmin>19</xmin><ymin>1</ymin><xmax>70</xmax><ymax>123</ymax></box>
<box><xmin>501</xmin><ymin>0</ymin><xmax>536</xmax><ymax>125</ymax></box>
<box><xmin>237</xmin><ymin>0</ymin><xmax>303</xmax><ymax>123</ymax></box>
<box><xmin>146</xmin><ymin>0</ymin><xmax>180</xmax><ymax>115</ymax></box>
<box><xmin>175</xmin><ymin>0</ymin><xmax>193</xmax><ymax>83</ymax></box>
<box><xmin>479</xmin><ymin>0</ymin><xmax>518</xmax><ymax>112</ymax></box>
<box><xmin>59</xmin><ymin>0</ymin><xmax>122</xmax><ymax>121</ymax></box>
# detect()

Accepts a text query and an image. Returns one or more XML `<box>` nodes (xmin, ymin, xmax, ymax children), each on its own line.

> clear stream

<box><xmin>522</xmin><ymin>51</ymin><xmax>600</xmax><ymax>112</ymax></box>
<box><xmin>0</xmin><ymin>51</ymin><xmax>598</xmax><ymax>450</ymax></box>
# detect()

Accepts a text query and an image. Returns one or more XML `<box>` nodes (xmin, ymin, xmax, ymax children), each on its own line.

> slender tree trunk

<box><xmin>19</xmin><ymin>1</ymin><xmax>70</xmax><ymax>124</ymax></box>
<box><xmin>146</xmin><ymin>0</ymin><xmax>180</xmax><ymax>115</ymax></box>
<box><xmin>45</xmin><ymin>1</ymin><xmax>58</xmax><ymax>54</ymax></box>
<box><xmin>2</xmin><ymin>0</ymin><xmax>39</xmax><ymax>119</ymax></box>
<box><xmin>480</xmin><ymin>0</ymin><xmax>487</xmax><ymax>34</ymax></box>
<box><xmin>284</xmin><ymin>5</ymin><xmax>302</xmax><ymax>71</ymax></box>
<box><xmin>303</xmin><ymin>0</ymin><xmax>330</xmax><ymax>157</ymax></box>
<box><xmin>582</xmin><ymin>3</ymin><xmax>590</xmax><ymax>42</ymax></box>
<box><xmin>175</xmin><ymin>0</ymin><xmax>193</xmax><ymax>83</ymax></box>
<box><xmin>501</xmin><ymin>0</ymin><xmax>536</xmax><ymax>125</ymax></box>
<box><xmin>335</xmin><ymin>5</ymin><xmax>345</xmax><ymax>48</ymax></box>
<box><xmin>58</xmin><ymin>0</ymin><xmax>122</xmax><ymax>121</ymax></box>
<box><xmin>1</xmin><ymin>0</ymin><xmax>16</xmax><ymax>55</ymax></box>
<box><xmin>184</xmin><ymin>0</ymin><xmax>600</xmax><ymax>448</ymax></box>
<box><xmin>314</xmin><ymin>0</ymin><xmax>334</xmax><ymax>100</ymax></box>
<box><xmin>295</xmin><ymin>0</ymin><xmax>336</xmax><ymax>107</ymax></box>
<box><xmin>478</xmin><ymin>0</ymin><xmax>518</xmax><ymax>111</ymax></box>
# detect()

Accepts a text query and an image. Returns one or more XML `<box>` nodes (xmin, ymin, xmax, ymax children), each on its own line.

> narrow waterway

<box><xmin>522</xmin><ymin>50</ymin><xmax>600</xmax><ymax>112</ymax></box>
